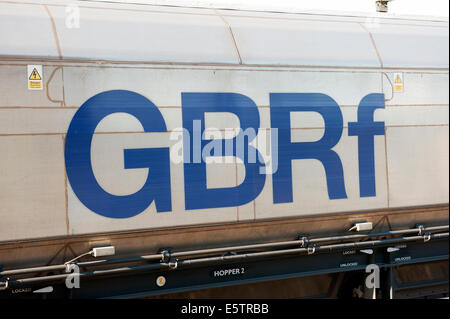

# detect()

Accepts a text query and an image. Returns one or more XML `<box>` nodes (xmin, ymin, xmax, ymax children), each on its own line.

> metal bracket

<box><xmin>307</xmin><ymin>246</ymin><xmax>316</xmax><ymax>255</ymax></box>
<box><xmin>299</xmin><ymin>236</ymin><xmax>309</xmax><ymax>248</ymax></box>
<box><xmin>423</xmin><ymin>233</ymin><xmax>431</xmax><ymax>243</ymax></box>
<box><xmin>159</xmin><ymin>249</ymin><xmax>172</xmax><ymax>263</ymax></box>
<box><xmin>0</xmin><ymin>265</ymin><xmax>6</xmax><ymax>291</ymax></box>
<box><xmin>417</xmin><ymin>225</ymin><xmax>425</xmax><ymax>236</ymax></box>
<box><xmin>0</xmin><ymin>280</ymin><xmax>8</xmax><ymax>291</ymax></box>
<box><xmin>169</xmin><ymin>260</ymin><xmax>178</xmax><ymax>270</ymax></box>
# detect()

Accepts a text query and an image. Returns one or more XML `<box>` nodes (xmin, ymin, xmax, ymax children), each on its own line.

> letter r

<box><xmin>270</xmin><ymin>93</ymin><xmax>347</xmax><ymax>203</ymax></box>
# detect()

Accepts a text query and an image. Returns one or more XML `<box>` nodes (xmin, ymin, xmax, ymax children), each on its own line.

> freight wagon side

<box><xmin>0</xmin><ymin>0</ymin><xmax>448</xmax><ymax>299</ymax></box>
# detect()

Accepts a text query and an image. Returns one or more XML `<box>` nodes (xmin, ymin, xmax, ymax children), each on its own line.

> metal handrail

<box><xmin>1</xmin><ymin>229</ymin><xmax>448</xmax><ymax>289</ymax></box>
<box><xmin>1</xmin><ymin>224</ymin><xmax>448</xmax><ymax>277</ymax></box>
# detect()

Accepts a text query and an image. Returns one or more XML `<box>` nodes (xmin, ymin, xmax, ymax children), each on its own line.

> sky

<box><xmin>91</xmin><ymin>0</ymin><xmax>450</xmax><ymax>18</ymax></box>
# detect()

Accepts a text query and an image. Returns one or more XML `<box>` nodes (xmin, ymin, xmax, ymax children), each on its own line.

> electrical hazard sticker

<box><xmin>27</xmin><ymin>65</ymin><xmax>43</xmax><ymax>90</ymax></box>
<box><xmin>393</xmin><ymin>73</ymin><xmax>404</xmax><ymax>93</ymax></box>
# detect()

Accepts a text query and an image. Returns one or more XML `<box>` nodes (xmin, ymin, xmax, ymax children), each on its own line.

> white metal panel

<box><xmin>384</xmin><ymin>106</ymin><xmax>449</xmax><ymax>126</ymax></box>
<box><xmin>0</xmin><ymin>64</ymin><xmax>64</xmax><ymax>108</ymax></box>
<box><xmin>0</xmin><ymin>135</ymin><xmax>67</xmax><ymax>242</ymax></box>
<box><xmin>46</xmin><ymin>6</ymin><xmax>239</xmax><ymax>63</ymax></box>
<box><xmin>204</xmin><ymin>112</ymin><xmax>241</xmax><ymax>131</ymax></box>
<box><xmin>0</xmin><ymin>109</ymin><xmax>76</xmax><ymax>135</ymax></box>
<box><xmin>387</xmin><ymin>126</ymin><xmax>449</xmax><ymax>207</ymax></box>
<box><xmin>383</xmin><ymin>72</ymin><xmax>449</xmax><ymax>106</ymax></box>
<box><xmin>1</xmin><ymin>1</ymin><xmax>448</xmax><ymax>69</ymax></box>
<box><xmin>0</xmin><ymin>3</ymin><xmax>60</xmax><ymax>58</ymax></box>
<box><xmin>225</xmin><ymin>17</ymin><xmax>381</xmax><ymax>67</ymax></box>
<box><xmin>216</xmin><ymin>8</ymin><xmax>450</xmax><ymax>26</ymax></box>
<box><xmin>62</xmin><ymin>67</ymin><xmax>382</xmax><ymax>107</ymax></box>
<box><xmin>206</xmin><ymin>161</ymin><xmax>240</xmax><ymax>189</ymax></box>
<box><xmin>368</xmin><ymin>24</ymin><xmax>449</xmax><ymax>68</ymax></box>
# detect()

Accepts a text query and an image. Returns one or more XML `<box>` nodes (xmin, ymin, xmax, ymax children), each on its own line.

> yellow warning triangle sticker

<box><xmin>394</xmin><ymin>74</ymin><xmax>402</xmax><ymax>84</ymax></box>
<box><xmin>29</xmin><ymin>68</ymin><xmax>42</xmax><ymax>80</ymax></box>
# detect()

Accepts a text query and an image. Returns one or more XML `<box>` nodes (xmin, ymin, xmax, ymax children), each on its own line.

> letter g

<box><xmin>65</xmin><ymin>90</ymin><xmax>171</xmax><ymax>218</ymax></box>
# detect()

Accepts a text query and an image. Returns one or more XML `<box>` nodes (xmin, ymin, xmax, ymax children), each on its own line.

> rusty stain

<box><xmin>215</xmin><ymin>10</ymin><xmax>243</xmax><ymax>65</ymax></box>
<box><xmin>382</xmin><ymin>72</ymin><xmax>395</xmax><ymax>102</ymax></box>
<box><xmin>62</xmin><ymin>134</ymin><xmax>69</xmax><ymax>236</ymax></box>
<box><xmin>43</xmin><ymin>5</ymin><xmax>62</xmax><ymax>59</ymax></box>
<box><xmin>46</xmin><ymin>66</ymin><xmax>65</xmax><ymax>106</ymax></box>
<box><xmin>359</xmin><ymin>22</ymin><xmax>384</xmax><ymax>68</ymax></box>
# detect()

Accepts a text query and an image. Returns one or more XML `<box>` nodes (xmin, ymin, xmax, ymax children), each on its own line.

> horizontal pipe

<box><xmin>4</xmin><ymin>232</ymin><xmax>448</xmax><ymax>288</ymax></box>
<box><xmin>180</xmin><ymin>233</ymin><xmax>449</xmax><ymax>266</ymax></box>
<box><xmin>1</xmin><ymin>225</ymin><xmax>448</xmax><ymax>277</ymax></box>
<box><xmin>0</xmin><ymin>254</ymin><xmax>163</xmax><ymax>276</ymax></box>
<box><xmin>308</xmin><ymin>225</ymin><xmax>449</xmax><ymax>244</ymax></box>
<box><xmin>7</xmin><ymin>263</ymin><xmax>168</xmax><ymax>287</ymax></box>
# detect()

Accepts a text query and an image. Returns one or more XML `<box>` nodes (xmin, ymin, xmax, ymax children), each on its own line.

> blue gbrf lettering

<box><xmin>65</xmin><ymin>90</ymin><xmax>385</xmax><ymax>219</ymax></box>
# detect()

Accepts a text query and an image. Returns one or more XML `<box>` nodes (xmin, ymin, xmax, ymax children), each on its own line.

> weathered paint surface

<box><xmin>0</xmin><ymin>1</ymin><xmax>448</xmax><ymax>242</ymax></box>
